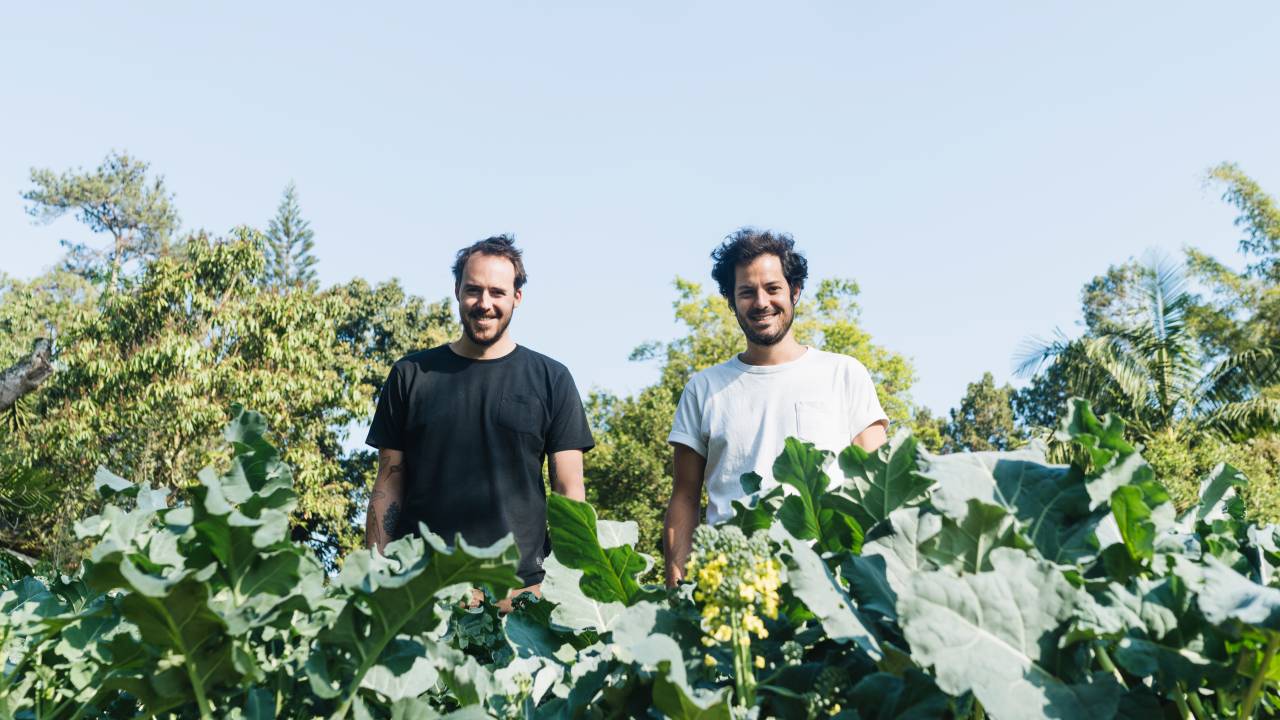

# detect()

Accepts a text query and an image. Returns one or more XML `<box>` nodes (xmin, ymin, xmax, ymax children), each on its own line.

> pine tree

<box><xmin>264</xmin><ymin>182</ymin><xmax>318</xmax><ymax>291</ymax></box>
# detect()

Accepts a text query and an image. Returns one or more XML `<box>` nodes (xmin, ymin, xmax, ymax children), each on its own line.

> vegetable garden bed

<box><xmin>2</xmin><ymin>400</ymin><xmax>1277</xmax><ymax>718</ymax></box>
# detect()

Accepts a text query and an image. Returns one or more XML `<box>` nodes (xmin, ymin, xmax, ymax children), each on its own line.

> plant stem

<box><xmin>1241</xmin><ymin>634</ymin><xmax>1280</xmax><ymax>719</ymax></box>
<box><xmin>1185</xmin><ymin>690</ymin><xmax>1208</xmax><ymax>720</ymax></box>
<box><xmin>1093</xmin><ymin>643</ymin><xmax>1126</xmax><ymax>687</ymax></box>
<box><xmin>154</xmin><ymin>598</ymin><xmax>213</xmax><ymax>720</ymax></box>
<box><xmin>1170</xmin><ymin>684</ymin><xmax>1191</xmax><ymax>720</ymax></box>
<box><xmin>730</xmin><ymin>607</ymin><xmax>755</xmax><ymax>708</ymax></box>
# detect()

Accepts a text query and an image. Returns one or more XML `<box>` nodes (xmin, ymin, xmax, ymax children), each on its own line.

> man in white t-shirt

<box><xmin>663</xmin><ymin>229</ymin><xmax>889</xmax><ymax>586</ymax></box>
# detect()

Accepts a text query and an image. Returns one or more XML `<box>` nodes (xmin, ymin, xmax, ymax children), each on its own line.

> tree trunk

<box><xmin>0</xmin><ymin>338</ymin><xmax>54</xmax><ymax>413</ymax></box>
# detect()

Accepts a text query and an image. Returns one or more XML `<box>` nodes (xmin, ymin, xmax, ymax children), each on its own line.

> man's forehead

<box><xmin>461</xmin><ymin>254</ymin><xmax>517</xmax><ymax>283</ymax></box>
<box><xmin>734</xmin><ymin>255</ymin><xmax>786</xmax><ymax>284</ymax></box>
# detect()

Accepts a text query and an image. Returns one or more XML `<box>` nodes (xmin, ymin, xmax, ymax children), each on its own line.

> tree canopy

<box><xmin>22</xmin><ymin>151</ymin><xmax>180</xmax><ymax>288</ymax></box>
<box><xmin>3</xmin><ymin>161</ymin><xmax>457</xmax><ymax>566</ymax></box>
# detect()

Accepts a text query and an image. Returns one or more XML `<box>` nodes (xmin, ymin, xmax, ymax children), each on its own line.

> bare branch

<box><xmin>0</xmin><ymin>338</ymin><xmax>54</xmax><ymax>413</ymax></box>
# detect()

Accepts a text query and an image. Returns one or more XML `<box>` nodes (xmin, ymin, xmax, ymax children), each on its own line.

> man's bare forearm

<box><xmin>548</xmin><ymin>449</ymin><xmax>585</xmax><ymax>501</ymax></box>
<box><xmin>664</xmin><ymin>443</ymin><xmax>707</xmax><ymax>587</ymax></box>
<box><xmin>366</xmin><ymin>448</ymin><xmax>405</xmax><ymax>552</ymax></box>
<box><xmin>663</xmin><ymin>489</ymin><xmax>700</xmax><ymax>587</ymax></box>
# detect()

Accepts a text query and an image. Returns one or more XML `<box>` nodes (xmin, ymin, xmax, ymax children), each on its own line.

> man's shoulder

<box><xmin>391</xmin><ymin>345</ymin><xmax>453</xmax><ymax>373</ymax></box>
<box><xmin>514</xmin><ymin>345</ymin><xmax>573</xmax><ymax>377</ymax></box>
<box><xmin>682</xmin><ymin>357</ymin><xmax>744</xmax><ymax>393</ymax></box>
<box><xmin>806</xmin><ymin>348</ymin><xmax>871</xmax><ymax>375</ymax></box>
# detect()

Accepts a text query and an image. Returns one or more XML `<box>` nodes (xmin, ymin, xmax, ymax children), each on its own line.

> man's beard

<box><xmin>461</xmin><ymin>309</ymin><xmax>513</xmax><ymax>347</ymax></box>
<box><xmin>735</xmin><ymin>305</ymin><xmax>795</xmax><ymax>347</ymax></box>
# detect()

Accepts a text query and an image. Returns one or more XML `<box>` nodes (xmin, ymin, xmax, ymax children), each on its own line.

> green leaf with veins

<box><xmin>838</xmin><ymin>429</ymin><xmax>929</xmax><ymax>530</ymax></box>
<box><xmin>772</xmin><ymin>437</ymin><xmax>865</xmax><ymax>553</ymax></box>
<box><xmin>652</xmin><ymin>663</ymin><xmax>732</xmax><ymax>720</ymax></box>
<box><xmin>921</xmin><ymin>444</ymin><xmax>1107</xmax><ymax>564</ymax></box>
<box><xmin>919</xmin><ymin>499</ymin><xmax>1031</xmax><ymax>573</ymax></box>
<box><xmin>776</xmin><ymin>529</ymin><xmax>882</xmax><ymax>660</ymax></box>
<box><xmin>546</xmin><ymin>494</ymin><xmax>652</xmax><ymax>604</ymax></box>
<box><xmin>898</xmin><ymin>548</ymin><xmax>1121</xmax><ymax>720</ymax></box>
<box><xmin>311</xmin><ymin>529</ymin><xmax>521</xmax><ymax>711</ymax></box>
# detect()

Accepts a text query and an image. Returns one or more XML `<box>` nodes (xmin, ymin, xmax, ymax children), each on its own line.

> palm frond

<box><xmin>1141</xmin><ymin>254</ymin><xmax>1193</xmax><ymax>343</ymax></box>
<box><xmin>1195</xmin><ymin>346</ymin><xmax>1280</xmax><ymax>409</ymax></box>
<box><xmin>1080</xmin><ymin>336</ymin><xmax>1156</xmax><ymax>416</ymax></box>
<box><xmin>1130</xmin><ymin>256</ymin><xmax>1201</xmax><ymax>417</ymax></box>
<box><xmin>1199</xmin><ymin>395</ymin><xmax>1280</xmax><ymax>439</ymax></box>
<box><xmin>1012</xmin><ymin>329</ymin><xmax>1073</xmax><ymax>378</ymax></box>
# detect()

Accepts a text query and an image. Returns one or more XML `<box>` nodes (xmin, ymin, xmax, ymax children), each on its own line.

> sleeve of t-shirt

<box><xmin>847</xmin><ymin>361</ymin><xmax>890</xmax><ymax>437</ymax></box>
<box><xmin>667</xmin><ymin>381</ymin><xmax>707</xmax><ymax>457</ymax></box>
<box><xmin>366</xmin><ymin>363</ymin><xmax>408</xmax><ymax>451</ymax></box>
<box><xmin>545</xmin><ymin>369</ymin><xmax>595</xmax><ymax>454</ymax></box>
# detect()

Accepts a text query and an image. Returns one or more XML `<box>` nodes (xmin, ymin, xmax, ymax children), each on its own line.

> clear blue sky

<box><xmin>3</xmin><ymin>3</ymin><xmax>1278</xmax><ymax>416</ymax></box>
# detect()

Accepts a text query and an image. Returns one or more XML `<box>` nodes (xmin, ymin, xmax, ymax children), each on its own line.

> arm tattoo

<box><xmin>366</xmin><ymin>510</ymin><xmax>384</xmax><ymax>549</ymax></box>
<box><xmin>384</xmin><ymin>501</ymin><xmax>401</xmax><ymax>537</ymax></box>
<box><xmin>366</xmin><ymin>490</ymin><xmax>387</xmax><ymax>549</ymax></box>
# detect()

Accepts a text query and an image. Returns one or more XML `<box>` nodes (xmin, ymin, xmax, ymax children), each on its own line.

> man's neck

<box><xmin>450</xmin><ymin>335</ymin><xmax>518</xmax><ymax>360</ymax></box>
<box><xmin>738</xmin><ymin>335</ymin><xmax>806</xmax><ymax>366</ymax></box>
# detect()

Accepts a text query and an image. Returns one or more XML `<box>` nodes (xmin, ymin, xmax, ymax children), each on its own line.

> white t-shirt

<box><xmin>668</xmin><ymin>347</ymin><xmax>889</xmax><ymax>525</ymax></box>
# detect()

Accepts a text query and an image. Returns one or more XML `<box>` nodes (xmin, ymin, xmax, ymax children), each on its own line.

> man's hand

<box><xmin>663</xmin><ymin>443</ymin><xmax>706</xmax><ymax>588</ymax></box>
<box><xmin>465</xmin><ymin>584</ymin><xmax>543</xmax><ymax>614</ymax></box>
<box><xmin>366</xmin><ymin>448</ymin><xmax>405</xmax><ymax>552</ymax></box>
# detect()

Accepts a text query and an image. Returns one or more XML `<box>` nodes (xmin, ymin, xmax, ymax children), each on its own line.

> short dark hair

<box><xmin>452</xmin><ymin>234</ymin><xmax>527</xmax><ymax>291</ymax></box>
<box><xmin>710</xmin><ymin>228</ymin><xmax>808</xmax><ymax>300</ymax></box>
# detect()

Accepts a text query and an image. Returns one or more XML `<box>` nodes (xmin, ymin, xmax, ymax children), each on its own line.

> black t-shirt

<box><xmin>365</xmin><ymin>344</ymin><xmax>594</xmax><ymax>585</ymax></box>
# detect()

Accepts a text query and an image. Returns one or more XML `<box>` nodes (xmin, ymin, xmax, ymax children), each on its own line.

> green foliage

<box><xmin>1208</xmin><ymin>162</ymin><xmax>1280</xmax><ymax>282</ymax></box>
<box><xmin>0</xmin><ymin>230</ymin><xmax>455</xmax><ymax>566</ymax></box>
<box><xmin>264</xmin><ymin>181</ymin><xmax>319</xmax><ymax>292</ymax></box>
<box><xmin>942</xmin><ymin>371</ymin><xmax>1026</xmax><ymax>452</ymax></box>
<box><xmin>1013</xmin><ymin>164</ymin><xmax>1280</xmax><ymax>526</ymax></box>
<box><xmin>5</xmin><ymin>400</ymin><xmax>1280</xmax><ymax>717</ymax></box>
<box><xmin>23</xmin><ymin>151</ymin><xmax>180</xmax><ymax>287</ymax></box>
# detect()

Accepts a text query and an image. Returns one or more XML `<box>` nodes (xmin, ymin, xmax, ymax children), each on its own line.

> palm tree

<box><xmin>1017</xmin><ymin>257</ymin><xmax>1280</xmax><ymax>443</ymax></box>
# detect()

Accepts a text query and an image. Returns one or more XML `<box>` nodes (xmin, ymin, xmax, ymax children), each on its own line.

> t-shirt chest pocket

<box><xmin>795</xmin><ymin>400</ymin><xmax>842</xmax><ymax>449</ymax></box>
<box><xmin>498</xmin><ymin>393</ymin><xmax>544</xmax><ymax>436</ymax></box>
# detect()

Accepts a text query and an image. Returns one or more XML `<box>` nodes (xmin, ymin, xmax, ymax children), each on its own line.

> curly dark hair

<box><xmin>451</xmin><ymin>234</ymin><xmax>527</xmax><ymax>291</ymax></box>
<box><xmin>710</xmin><ymin>228</ymin><xmax>808</xmax><ymax>300</ymax></box>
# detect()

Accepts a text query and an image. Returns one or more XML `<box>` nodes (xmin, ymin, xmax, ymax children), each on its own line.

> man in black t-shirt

<box><xmin>364</xmin><ymin>235</ymin><xmax>594</xmax><ymax>606</ymax></box>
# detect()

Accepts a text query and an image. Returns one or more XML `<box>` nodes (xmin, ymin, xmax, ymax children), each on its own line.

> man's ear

<box><xmin>514</xmin><ymin>287</ymin><xmax>523</xmax><ymax>308</ymax></box>
<box><xmin>791</xmin><ymin>284</ymin><xmax>802</xmax><ymax>306</ymax></box>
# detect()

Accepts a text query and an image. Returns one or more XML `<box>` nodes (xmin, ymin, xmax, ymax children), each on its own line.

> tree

<box><xmin>1018</xmin><ymin>257</ymin><xmax>1280</xmax><ymax>516</ymax></box>
<box><xmin>1182</xmin><ymin>164</ymin><xmax>1280</xmax><ymax>358</ymax></box>
<box><xmin>1019</xmin><ymin>257</ymin><xmax>1280</xmax><ymax>442</ymax></box>
<box><xmin>264</xmin><ymin>181</ymin><xmax>319</xmax><ymax>291</ymax></box>
<box><xmin>1209</xmin><ymin>162</ymin><xmax>1280</xmax><ymax>282</ymax></box>
<box><xmin>586</xmin><ymin>277</ymin><xmax>925</xmax><ymax>556</ymax></box>
<box><xmin>943</xmin><ymin>372</ymin><xmax>1024</xmax><ymax>452</ymax></box>
<box><xmin>0</xmin><ymin>231</ymin><xmax>455</xmax><ymax>566</ymax></box>
<box><xmin>23</xmin><ymin>151</ymin><xmax>179</xmax><ymax>287</ymax></box>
